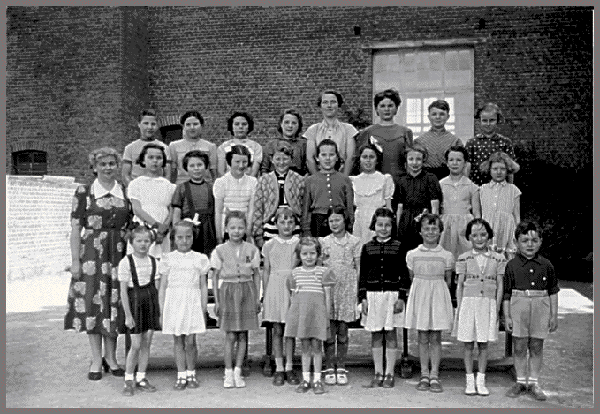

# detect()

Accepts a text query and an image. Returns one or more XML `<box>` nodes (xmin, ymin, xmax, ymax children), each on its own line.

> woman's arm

<box><xmin>122</xmin><ymin>162</ymin><xmax>133</xmax><ymax>187</ymax></box>
<box><xmin>173</xmin><ymin>207</ymin><xmax>182</xmax><ymax>225</ymax></box>
<box><xmin>200</xmin><ymin>271</ymin><xmax>208</xmax><ymax>316</ymax></box>
<box><xmin>70</xmin><ymin>221</ymin><xmax>82</xmax><ymax>278</ymax></box>
<box><xmin>131</xmin><ymin>199</ymin><xmax>159</xmax><ymax>226</ymax></box>
<box><xmin>343</xmin><ymin>137</ymin><xmax>356</xmax><ymax>176</ymax></box>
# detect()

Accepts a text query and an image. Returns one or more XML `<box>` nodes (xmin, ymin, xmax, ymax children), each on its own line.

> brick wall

<box><xmin>6</xmin><ymin>176</ymin><xmax>80</xmax><ymax>281</ymax></box>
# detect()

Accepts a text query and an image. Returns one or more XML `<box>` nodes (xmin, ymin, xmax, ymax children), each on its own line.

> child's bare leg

<box><xmin>102</xmin><ymin>335</ymin><xmax>119</xmax><ymax>368</ymax></box>
<box><xmin>384</xmin><ymin>329</ymin><xmax>398</xmax><ymax>376</ymax></box>
<box><xmin>272</xmin><ymin>323</ymin><xmax>284</xmax><ymax>372</ymax></box>
<box><xmin>137</xmin><ymin>330</ymin><xmax>153</xmax><ymax>374</ymax></box>
<box><xmin>417</xmin><ymin>330</ymin><xmax>430</xmax><ymax>378</ymax></box>
<box><xmin>88</xmin><ymin>334</ymin><xmax>103</xmax><ymax>371</ymax></box>
<box><xmin>235</xmin><ymin>332</ymin><xmax>247</xmax><ymax>369</ymax></box>
<box><xmin>173</xmin><ymin>335</ymin><xmax>187</xmax><ymax>373</ymax></box>
<box><xmin>224</xmin><ymin>332</ymin><xmax>236</xmax><ymax>370</ymax></box>
<box><xmin>284</xmin><ymin>336</ymin><xmax>295</xmax><ymax>370</ymax></box>
<box><xmin>429</xmin><ymin>330</ymin><xmax>442</xmax><ymax>379</ymax></box>
<box><xmin>336</xmin><ymin>321</ymin><xmax>349</xmax><ymax>369</ymax></box>
<box><xmin>125</xmin><ymin>334</ymin><xmax>142</xmax><ymax>375</ymax></box>
<box><xmin>463</xmin><ymin>342</ymin><xmax>475</xmax><ymax>374</ymax></box>
<box><xmin>371</xmin><ymin>331</ymin><xmax>385</xmax><ymax>374</ymax></box>
<box><xmin>528</xmin><ymin>338</ymin><xmax>544</xmax><ymax>381</ymax></box>
<box><xmin>185</xmin><ymin>334</ymin><xmax>196</xmax><ymax>371</ymax></box>
<box><xmin>477</xmin><ymin>342</ymin><xmax>489</xmax><ymax>373</ymax></box>
<box><xmin>512</xmin><ymin>337</ymin><xmax>529</xmax><ymax>382</ymax></box>
<box><xmin>301</xmin><ymin>339</ymin><xmax>312</xmax><ymax>380</ymax></box>
<box><xmin>312</xmin><ymin>339</ymin><xmax>323</xmax><ymax>379</ymax></box>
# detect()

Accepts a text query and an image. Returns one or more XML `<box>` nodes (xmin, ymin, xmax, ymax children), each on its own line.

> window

<box><xmin>373</xmin><ymin>47</ymin><xmax>474</xmax><ymax>142</ymax></box>
<box><xmin>12</xmin><ymin>150</ymin><xmax>47</xmax><ymax>175</ymax></box>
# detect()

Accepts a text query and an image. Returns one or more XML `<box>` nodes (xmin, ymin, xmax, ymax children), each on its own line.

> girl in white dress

<box><xmin>159</xmin><ymin>221</ymin><xmax>211</xmax><ymax>390</ymax></box>
<box><xmin>350</xmin><ymin>143</ymin><xmax>395</xmax><ymax>247</ymax></box>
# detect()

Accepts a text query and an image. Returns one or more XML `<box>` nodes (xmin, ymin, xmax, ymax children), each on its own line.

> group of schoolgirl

<box><xmin>118</xmin><ymin>95</ymin><xmax>558</xmax><ymax>401</ymax></box>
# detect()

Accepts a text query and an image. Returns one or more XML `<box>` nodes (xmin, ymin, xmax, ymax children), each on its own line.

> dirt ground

<box><xmin>5</xmin><ymin>274</ymin><xmax>594</xmax><ymax>408</ymax></box>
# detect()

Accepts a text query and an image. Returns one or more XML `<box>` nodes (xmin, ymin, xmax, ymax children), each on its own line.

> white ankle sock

<box><xmin>135</xmin><ymin>372</ymin><xmax>146</xmax><ymax>382</ymax></box>
<box><xmin>302</xmin><ymin>372</ymin><xmax>311</xmax><ymax>382</ymax></box>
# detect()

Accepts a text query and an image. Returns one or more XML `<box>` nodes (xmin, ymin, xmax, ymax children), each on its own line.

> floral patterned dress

<box><xmin>64</xmin><ymin>183</ymin><xmax>131</xmax><ymax>337</ymax></box>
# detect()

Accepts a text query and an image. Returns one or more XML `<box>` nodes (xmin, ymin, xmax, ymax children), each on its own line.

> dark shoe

<box><xmin>382</xmin><ymin>373</ymin><xmax>395</xmax><ymax>388</ymax></box>
<box><xmin>364</xmin><ymin>373</ymin><xmax>384</xmax><ymax>388</ymax></box>
<box><xmin>186</xmin><ymin>376</ymin><xmax>200</xmax><ymax>389</ymax></box>
<box><xmin>122</xmin><ymin>380</ymin><xmax>135</xmax><ymax>396</ymax></box>
<box><xmin>505</xmin><ymin>383</ymin><xmax>527</xmax><ymax>398</ymax></box>
<box><xmin>286</xmin><ymin>370</ymin><xmax>300</xmax><ymax>385</ymax></box>
<box><xmin>262</xmin><ymin>356</ymin><xmax>274</xmax><ymax>377</ymax></box>
<box><xmin>88</xmin><ymin>371</ymin><xmax>102</xmax><ymax>381</ymax></box>
<box><xmin>174</xmin><ymin>378</ymin><xmax>187</xmax><ymax>391</ymax></box>
<box><xmin>429</xmin><ymin>378</ymin><xmax>444</xmax><ymax>393</ymax></box>
<box><xmin>273</xmin><ymin>371</ymin><xmax>285</xmax><ymax>386</ymax></box>
<box><xmin>416</xmin><ymin>376</ymin><xmax>430</xmax><ymax>391</ymax></box>
<box><xmin>529</xmin><ymin>384</ymin><xmax>548</xmax><ymax>401</ymax></box>
<box><xmin>312</xmin><ymin>380</ymin><xmax>326</xmax><ymax>394</ymax></box>
<box><xmin>102</xmin><ymin>358</ymin><xmax>125</xmax><ymax>377</ymax></box>
<box><xmin>136</xmin><ymin>378</ymin><xmax>157</xmax><ymax>393</ymax></box>
<box><xmin>296</xmin><ymin>380</ymin><xmax>311</xmax><ymax>393</ymax></box>
<box><xmin>242</xmin><ymin>361</ymin><xmax>251</xmax><ymax>377</ymax></box>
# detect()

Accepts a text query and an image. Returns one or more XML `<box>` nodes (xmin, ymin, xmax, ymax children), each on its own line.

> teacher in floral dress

<box><xmin>64</xmin><ymin>147</ymin><xmax>131</xmax><ymax>380</ymax></box>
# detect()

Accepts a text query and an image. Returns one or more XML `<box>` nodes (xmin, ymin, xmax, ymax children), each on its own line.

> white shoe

<box><xmin>465</xmin><ymin>374</ymin><xmax>476</xmax><ymax>395</ymax></box>
<box><xmin>476</xmin><ymin>373</ymin><xmax>489</xmax><ymax>396</ymax></box>
<box><xmin>234</xmin><ymin>370</ymin><xmax>246</xmax><ymax>388</ymax></box>
<box><xmin>224</xmin><ymin>370</ymin><xmax>235</xmax><ymax>388</ymax></box>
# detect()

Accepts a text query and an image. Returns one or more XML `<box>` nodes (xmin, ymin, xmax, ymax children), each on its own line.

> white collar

<box><xmin>472</xmin><ymin>249</ymin><xmax>491</xmax><ymax>257</ymax></box>
<box><xmin>274</xmin><ymin>235</ymin><xmax>299</xmax><ymax>245</ymax></box>
<box><xmin>418</xmin><ymin>244</ymin><xmax>443</xmax><ymax>252</ymax></box>
<box><xmin>490</xmin><ymin>180</ymin><xmax>507</xmax><ymax>188</ymax></box>
<box><xmin>92</xmin><ymin>179</ymin><xmax>124</xmax><ymax>199</ymax></box>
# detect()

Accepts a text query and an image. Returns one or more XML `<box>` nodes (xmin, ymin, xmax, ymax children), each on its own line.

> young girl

<box><xmin>253</xmin><ymin>141</ymin><xmax>304</xmax><ymax>249</ymax></box>
<box><xmin>171</xmin><ymin>151</ymin><xmax>217</xmax><ymax>255</ymax></box>
<box><xmin>128</xmin><ymin>144</ymin><xmax>176</xmax><ymax>258</ymax></box>
<box><xmin>404</xmin><ymin>214</ymin><xmax>454</xmax><ymax>393</ymax></box>
<box><xmin>261</xmin><ymin>207</ymin><xmax>301</xmax><ymax>386</ymax></box>
<box><xmin>319</xmin><ymin>207</ymin><xmax>361</xmax><ymax>385</ymax></box>
<box><xmin>465</xmin><ymin>102</ymin><xmax>517</xmax><ymax>186</ymax></box>
<box><xmin>217</xmin><ymin>111</ymin><xmax>263</xmax><ymax>177</ymax></box>
<box><xmin>302</xmin><ymin>139</ymin><xmax>354</xmax><ymax>237</ymax></box>
<box><xmin>159</xmin><ymin>221</ymin><xmax>211</xmax><ymax>390</ymax></box>
<box><xmin>119</xmin><ymin>225</ymin><xmax>161</xmax><ymax>396</ymax></box>
<box><xmin>284</xmin><ymin>237</ymin><xmax>336</xmax><ymax>394</ymax></box>
<box><xmin>261</xmin><ymin>108</ymin><xmax>308</xmax><ymax>176</ymax></box>
<box><xmin>350</xmin><ymin>143</ymin><xmax>395</xmax><ymax>247</ymax></box>
<box><xmin>358</xmin><ymin>208</ymin><xmax>404</xmax><ymax>389</ymax></box>
<box><xmin>479</xmin><ymin>152</ymin><xmax>521</xmax><ymax>257</ymax></box>
<box><xmin>453</xmin><ymin>218</ymin><xmax>505</xmax><ymax>396</ymax></box>
<box><xmin>213</xmin><ymin>145</ymin><xmax>257</xmax><ymax>244</ymax></box>
<box><xmin>210</xmin><ymin>211</ymin><xmax>261</xmax><ymax>388</ymax></box>
<box><xmin>439</xmin><ymin>145</ymin><xmax>481</xmax><ymax>260</ymax></box>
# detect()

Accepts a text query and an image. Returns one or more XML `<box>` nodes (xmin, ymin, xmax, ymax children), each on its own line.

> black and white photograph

<box><xmin>5</xmin><ymin>4</ymin><xmax>594</xmax><ymax>408</ymax></box>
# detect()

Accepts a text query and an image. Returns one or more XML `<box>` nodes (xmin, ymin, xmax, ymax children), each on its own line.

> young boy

<box><xmin>416</xmin><ymin>100</ymin><xmax>465</xmax><ymax>180</ymax></box>
<box><xmin>465</xmin><ymin>102</ymin><xmax>516</xmax><ymax>186</ymax></box>
<box><xmin>503</xmin><ymin>221</ymin><xmax>559</xmax><ymax>401</ymax></box>
<box><xmin>122</xmin><ymin>109</ymin><xmax>171</xmax><ymax>186</ymax></box>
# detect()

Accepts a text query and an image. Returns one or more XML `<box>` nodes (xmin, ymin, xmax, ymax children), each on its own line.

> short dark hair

<box><xmin>180</xmin><ymin>110</ymin><xmax>205</xmax><ymax>126</ymax></box>
<box><xmin>138</xmin><ymin>109</ymin><xmax>157</xmax><ymax>122</ymax></box>
<box><xmin>277</xmin><ymin>108</ymin><xmax>303</xmax><ymax>137</ymax></box>
<box><xmin>327</xmin><ymin>205</ymin><xmax>350</xmax><ymax>227</ymax></box>
<box><xmin>316</xmin><ymin>138</ymin><xmax>342</xmax><ymax>171</ymax></box>
<box><xmin>428</xmin><ymin>100</ymin><xmax>450</xmax><ymax>114</ymax></box>
<box><xmin>465</xmin><ymin>218</ymin><xmax>494</xmax><ymax>240</ymax></box>
<box><xmin>182</xmin><ymin>150</ymin><xmax>210</xmax><ymax>171</ymax></box>
<box><xmin>225</xmin><ymin>145</ymin><xmax>252</xmax><ymax>167</ymax></box>
<box><xmin>419</xmin><ymin>213</ymin><xmax>444</xmax><ymax>233</ymax></box>
<box><xmin>515</xmin><ymin>221</ymin><xmax>543</xmax><ymax>240</ymax></box>
<box><xmin>295</xmin><ymin>237</ymin><xmax>322</xmax><ymax>261</ymax></box>
<box><xmin>368</xmin><ymin>207</ymin><xmax>398</xmax><ymax>238</ymax></box>
<box><xmin>374</xmin><ymin>89</ymin><xmax>401</xmax><ymax>108</ymax></box>
<box><xmin>405</xmin><ymin>142</ymin><xmax>429</xmax><ymax>162</ymax></box>
<box><xmin>475</xmin><ymin>102</ymin><xmax>505</xmax><ymax>124</ymax></box>
<box><xmin>227</xmin><ymin>111</ymin><xmax>254</xmax><ymax>135</ymax></box>
<box><xmin>444</xmin><ymin>145</ymin><xmax>469</xmax><ymax>163</ymax></box>
<box><xmin>353</xmin><ymin>142</ymin><xmax>383</xmax><ymax>174</ymax></box>
<box><xmin>317</xmin><ymin>90</ymin><xmax>344</xmax><ymax>107</ymax></box>
<box><xmin>136</xmin><ymin>143</ymin><xmax>167</xmax><ymax>168</ymax></box>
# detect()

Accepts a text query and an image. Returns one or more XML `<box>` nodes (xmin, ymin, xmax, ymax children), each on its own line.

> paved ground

<box><xmin>6</xmin><ymin>273</ymin><xmax>594</xmax><ymax>408</ymax></box>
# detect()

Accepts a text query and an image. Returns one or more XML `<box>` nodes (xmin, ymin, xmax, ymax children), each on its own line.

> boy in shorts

<box><xmin>503</xmin><ymin>221</ymin><xmax>559</xmax><ymax>401</ymax></box>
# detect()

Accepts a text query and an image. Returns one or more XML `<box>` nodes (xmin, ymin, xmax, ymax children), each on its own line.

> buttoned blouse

<box><xmin>440</xmin><ymin>175</ymin><xmax>479</xmax><ymax>215</ymax></box>
<box><xmin>210</xmin><ymin>242</ymin><xmax>260</xmax><ymax>282</ymax></box>
<box><xmin>503</xmin><ymin>253</ymin><xmax>560</xmax><ymax>300</ymax></box>
<box><xmin>456</xmin><ymin>250</ymin><xmax>506</xmax><ymax>299</ymax></box>
<box><xmin>302</xmin><ymin>171</ymin><xmax>354</xmax><ymax>231</ymax></box>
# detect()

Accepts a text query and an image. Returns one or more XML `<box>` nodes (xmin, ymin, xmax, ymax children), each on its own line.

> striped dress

<box><xmin>284</xmin><ymin>266</ymin><xmax>336</xmax><ymax>341</ymax></box>
<box><xmin>480</xmin><ymin>181</ymin><xmax>521</xmax><ymax>254</ymax></box>
<box><xmin>213</xmin><ymin>172</ymin><xmax>257</xmax><ymax>238</ymax></box>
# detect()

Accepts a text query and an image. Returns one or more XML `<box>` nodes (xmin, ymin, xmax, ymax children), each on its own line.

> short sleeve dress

<box><xmin>404</xmin><ymin>245</ymin><xmax>454</xmax><ymax>331</ymax></box>
<box><xmin>480</xmin><ymin>182</ymin><xmax>521</xmax><ymax>254</ymax></box>
<box><xmin>160</xmin><ymin>250</ymin><xmax>211</xmax><ymax>335</ymax></box>
<box><xmin>261</xmin><ymin>236</ymin><xmax>300</xmax><ymax>324</ymax></box>
<box><xmin>319</xmin><ymin>233</ymin><xmax>361</xmax><ymax>322</ymax></box>
<box><xmin>64</xmin><ymin>182</ymin><xmax>131</xmax><ymax>336</ymax></box>
<box><xmin>350</xmin><ymin>171</ymin><xmax>395</xmax><ymax>247</ymax></box>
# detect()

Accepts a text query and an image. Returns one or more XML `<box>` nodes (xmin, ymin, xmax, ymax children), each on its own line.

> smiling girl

<box><xmin>217</xmin><ymin>112</ymin><xmax>263</xmax><ymax>177</ymax></box>
<box><xmin>261</xmin><ymin>108</ymin><xmax>308</xmax><ymax>176</ymax></box>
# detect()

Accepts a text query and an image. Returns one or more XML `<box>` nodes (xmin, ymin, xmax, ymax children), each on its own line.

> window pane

<box><xmin>406</xmin><ymin>99</ymin><xmax>421</xmax><ymax>124</ymax></box>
